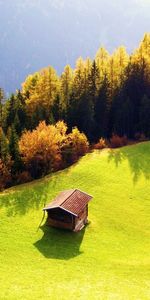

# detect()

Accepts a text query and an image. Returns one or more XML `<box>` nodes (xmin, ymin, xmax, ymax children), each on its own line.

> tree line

<box><xmin>0</xmin><ymin>33</ymin><xmax>150</xmax><ymax>189</ymax></box>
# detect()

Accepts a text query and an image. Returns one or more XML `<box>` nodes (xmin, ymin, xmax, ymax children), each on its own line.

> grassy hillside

<box><xmin>0</xmin><ymin>142</ymin><xmax>150</xmax><ymax>300</ymax></box>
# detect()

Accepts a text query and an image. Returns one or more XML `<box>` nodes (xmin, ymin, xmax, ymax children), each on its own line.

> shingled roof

<box><xmin>43</xmin><ymin>189</ymin><xmax>92</xmax><ymax>216</ymax></box>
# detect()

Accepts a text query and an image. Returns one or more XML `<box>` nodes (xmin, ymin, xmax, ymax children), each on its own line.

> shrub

<box><xmin>110</xmin><ymin>134</ymin><xmax>128</xmax><ymax>148</ymax></box>
<box><xmin>61</xmin><ymin>142</ymin><xmax>76</xmax><ymax>166</ymax></box>
<box><xmin>19</xmin><ymin>121</ymin><xmax>63</xmax><ymax>178</ymax></box>
<box><xmin>69</xmin><ymin>127</ymin><xmax>89</xmax><ymax>156</ymax></box>
<box><xmin>15</xmin><ymin>171</ymin><xmax>32</xmax><ymax>184</ymax></box>
<box><xmin>19</xmin><ymin>121</ymin><xmax>89</xmax><ymax>178</ymax></box>
<box><xmin>61</xmin><ymin>128</ymin><xmax>89</xmax><ymax>166</ymax></box>
<box><xmin>94</xmin><ymin>138</ymin><xmax>108</xmax><ymax>149</ymax></box>
<box><xmin>134</xmin><ymin>132</ymin><xmax>146</xmax><ymax>141</ymax></box>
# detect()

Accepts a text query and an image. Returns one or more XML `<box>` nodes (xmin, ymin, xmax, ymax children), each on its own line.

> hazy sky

<box><xmin>0</xmin><ymin>0</ymin><xmax>150</xmax><ymax>93</ymax></box>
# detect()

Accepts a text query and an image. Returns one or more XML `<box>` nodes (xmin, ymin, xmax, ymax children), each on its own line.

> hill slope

<box><xmin>0</xmin><ymin>142</ymin><xmax>150</xmax><ymax>299</ymax></box>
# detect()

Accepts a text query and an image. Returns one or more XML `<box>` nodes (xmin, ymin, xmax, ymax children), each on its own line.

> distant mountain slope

<box><xmin>0</xmin><ymin>0</ymin><xmax>150</xmax><ymax>94</ymax></box>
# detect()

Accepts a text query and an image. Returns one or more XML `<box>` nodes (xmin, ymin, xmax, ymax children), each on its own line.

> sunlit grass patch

<box><xmin>0</xmin><ymin>142</ymin><xmax>150</xmax><ymax>300</ymax></box>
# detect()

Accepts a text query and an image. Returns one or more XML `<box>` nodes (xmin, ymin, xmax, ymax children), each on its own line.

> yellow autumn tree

<box><xmin>19</xmin><ymin>121</ymin><xmax>64</xmax><ymax>177</ymax></box>
<box><xmin>95</xmin><ymin>47</ymin><xmax>110</xmax><ymax>81</ymax></box>
<box><xmin>23</xmin><ymin>67</ymin><xmax>59</xmax><ymax>116</ymax></box>
<box><xmin>60</xmin><ymin>65</ymin><xmax>73</xmax><ymax>111</ymax></box>
<box><xmin>69</xmin><ymin>127</ymin><xmax>89</xmax><ymax>157</ymax></box>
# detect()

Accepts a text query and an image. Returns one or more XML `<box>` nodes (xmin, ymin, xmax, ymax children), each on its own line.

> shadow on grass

<box><xmin>108</xmin><ymin>142</ymin><xmax>150</xmax><ymax>183</ymax></box>
<box><xmin>0</xmin><ymin>167</ymin><xmax>71</xmax><ymax>216</ymax></box>
<box><xmin>34</xmin><ymin>224</ymin><xmax>86</xmax><ymax>260</ymax></box>
<box><xmin>0</xmin><ymin>180</ymin><xmax>51</xmax><ymax>216</ymax></box>
<box><xmin>1</xmin><ymin>142</ymin><xmax>149</xmax><ymax>217</ymax></box>
<box><xmin>0</xmin><ymin>155</ymin><xmax>87</xmax><ymax>216</ymax></box>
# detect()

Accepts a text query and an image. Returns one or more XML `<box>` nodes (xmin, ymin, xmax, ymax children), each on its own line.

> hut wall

<box><xmin>47</xmin><ymin>208</ymin><xmax>75</xmax><ymax>230</ymax></box>
<box><xmin>74</xmin><ymin>205</ymin><xmax>88</xmax><ymax>230</ymax></box>
<box><xmin>47</xmin><ymin>217</ymin><xmax>74</xmax><ymax>230</ymax></box>
<box><xmin>46</xmin><ymin>205</ymin><xmax>89</xmax><ymax>231</ymax></box>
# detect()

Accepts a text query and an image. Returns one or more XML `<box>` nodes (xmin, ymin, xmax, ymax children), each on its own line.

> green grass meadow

<box><xmin>0</xmin><ymin>142</ymin><xmax>150</xmax><ymax>300</ymax></box>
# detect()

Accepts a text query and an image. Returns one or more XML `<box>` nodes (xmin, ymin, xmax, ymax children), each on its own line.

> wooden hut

<box><xmin>43</xmin><ymin>189</ymin><xmax>92</xmax><ymax>232</ymax></box>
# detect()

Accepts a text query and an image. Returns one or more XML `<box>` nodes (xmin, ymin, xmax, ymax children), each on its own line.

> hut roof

<box><xmin>43</xmin><ymin>189</ymin><xmax>92</xmax><ymax>216</ymax></box>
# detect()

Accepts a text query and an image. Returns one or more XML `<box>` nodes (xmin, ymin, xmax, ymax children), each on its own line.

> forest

<box><xmin>0</xmin><ymin>33</ymin><xmax>150</xmax><ymax>190</ymax></box>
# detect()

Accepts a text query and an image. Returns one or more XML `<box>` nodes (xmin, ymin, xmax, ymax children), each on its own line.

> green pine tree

<box><xmin>94</xmin><ymin>75</ymin><xmax>109</xmax><ymax>139</ymax></box>
<box><xmin>140</xmin><ymin>95</ymin><xmax>150</xmax><ymax>137</ymax></box>
<box><xmin>9</xmin><ymin>125</ymin><xmax>22</xmax><ymax>173</ymax></box>
<box><xmin>0</xmin><ymin>88</ymin><xmax>5</xmax><ymax>127</ymax></box>
<box><xmin>0</xmin><ymin>128</ymin><xmax>9</xmax><ymax>162</ymax></box>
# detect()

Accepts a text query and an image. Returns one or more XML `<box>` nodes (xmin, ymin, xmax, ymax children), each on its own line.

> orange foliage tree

<box><xmin>69</xmin><ymin>127</ymin><xmax>89</xmax><ymax>157</ymax></box>
<box><xmin>19</xmin><ymin>121</ymin><xmax>65</xmax><ymax>177</ymax></box>
<box><xmin>61</xmin><ymin>127</ymin><xmax>89</xmax><ymax>166</ymax></box>
<box><xmin>19</xmin><ymin>121</ymin><xmax>89</xmax><ymax>178</ymax></box>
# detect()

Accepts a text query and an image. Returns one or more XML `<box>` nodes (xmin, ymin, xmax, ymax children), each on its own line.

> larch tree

<box><xmin>95</xmin><ymin>47</ymin><xmax>110</xmax><ymax>82</ymax></box>
<box><xmin>60</xmin><ymin>64</ymin><xmax>73</xmax><ymax>115</ymax></box>
<box><xmin>25</xmin><ymin>67</ymin><xmax>59</xmax><ymax>121</ymax></box>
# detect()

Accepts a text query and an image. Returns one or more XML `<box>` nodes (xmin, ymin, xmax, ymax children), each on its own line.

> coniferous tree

<box><xmin>51</xmin><ymin>94</ymin><xmax>61</xmax><ymax>122</ymax></box>
<box><xmin>123</xmin><ymin>61</ymin><xmax>146</xmax><ymax>135</ymax></box>
<box><xmin>140</xmin><ymin>95</ymin><xmax>150</xmax><ymax>137</ymax></box>
<box><xmin>0</xmin><ymin>128</ymin><xmax>9</xmax><ymax>162</ymax></box>
<box><xmin>14</xmin><ymin>113</ymin><xmax>21</xmax><ymax>134</ymax></box>
<box><xmin>15</xmin><ymin>90</ymin><xmax>27</xmax><ymax>133</ymax></box>
<box><xmin>27</xmin><ymin>67</ymin><xmax>59</xmax><ymax>118</ymax></box>
<box><xmin>84</xmin><ymin>60</ymin><xmax>100</xmax><ymax>140</ymax></box>
<box><xmin>30</xmin><ymin>106</ymin><xmax>47</xmax><ymax>129</ymax></box>
<box><xmin>9</xmin><ymin>125</ymin><xmax>22</xmax><ymax>173</ymax></box>
<box><xmin>94</xmin><ymin>75</ymin><xmax>109</xmax><ymax>139</ymax></box>
<box><xmin>60</xmin><ymin>65</ymin><xmax>73</xmax><ymax>118</ymax></box>
<box><xmin>67</xmin><ymin>58</ymin><xmax>90</xmax><ymax>135</ymax></box>
<box><xmin>88</xmin><ymin>60</ymin><xmax>100</xmax><ymax>100</ymax></box>
<box><xmin>0</xmin><ymin>88</ymin><xmax>5</xmax><ymax>127</ymax></box>
<box><xmin>95</xmin><ymin>47</ymin><xmax>110</xmax><ymax>81</ymax></box>
<box><xmin>110</xmin><ymin>95</ymin><xmax>134</xmax><ymax>137</ymax></box>
<box><xmin>7</xmin><ymin>94</ymin><xmax>16</xmax><ymax>126</ymax></box>
<box><xmin>22</xmin><ymin>72</ymin><xmax>40</xmax><ymax>99</ymax></box>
